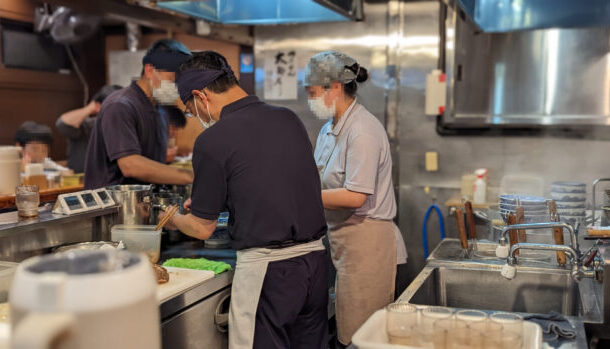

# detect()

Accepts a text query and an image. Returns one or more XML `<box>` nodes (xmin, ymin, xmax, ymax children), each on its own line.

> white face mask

<box><xmin>308</xmin><ymin>92</ymin><xmax>336</xmax><ymax>119</ymax></box>
<box><xmin>192</xmin><ymin>96</ymin><xmax>216</xmax><ymax>129</ymax></box>
<box><xmin>151</xmin><ymin>73</ymin><xmax>179</xmax><ymax>105</ymax></box>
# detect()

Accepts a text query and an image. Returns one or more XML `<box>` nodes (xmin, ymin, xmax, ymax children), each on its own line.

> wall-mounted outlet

<box><xmin>425</xmin><ymin>152</ymin><xmax>438</xmax><ymax>172</ymax></box>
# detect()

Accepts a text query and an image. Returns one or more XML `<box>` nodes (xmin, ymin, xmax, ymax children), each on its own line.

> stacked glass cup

<box><xmin>386</xmin><ymin>304</ymin><xmax>524</xmax><ymax>348</ymax></box>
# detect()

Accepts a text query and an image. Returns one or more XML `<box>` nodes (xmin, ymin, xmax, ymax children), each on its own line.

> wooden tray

<box><xmin>0</xmin><ymin>185</ymin><xmax>83</xmax><ymax>209</ymax></box>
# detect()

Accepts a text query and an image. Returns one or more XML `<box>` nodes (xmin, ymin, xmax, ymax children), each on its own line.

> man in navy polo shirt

<box><xmin>162</xmin><ymin>51</ymin><xmax>328</xmax><ymax>348</ymax></box>
<box><xmin>84</xmin><ymin>39</ymin><xmax>194</xmax><ymax>189</ymax></box>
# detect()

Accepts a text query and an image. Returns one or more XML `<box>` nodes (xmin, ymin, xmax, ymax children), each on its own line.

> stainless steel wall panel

<box><xmin>448</xmin><ymin>12</ymin><xmax>610</xmax><ymax>125</ymax></box>
<box><xmin>254</xmin><ymin>2</ymin><xmax>390</xmax><ymax>146</ymax></box>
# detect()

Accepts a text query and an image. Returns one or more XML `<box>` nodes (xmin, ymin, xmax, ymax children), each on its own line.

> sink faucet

<box><xmin>503</xmin><ymin>243</ymin><xmax>597</xmax><ymax>282</ymax></box>
<box><xmin>499</xmin><ymin>222</ymin><xmax>578</xmax><ymax>251</ymax></box>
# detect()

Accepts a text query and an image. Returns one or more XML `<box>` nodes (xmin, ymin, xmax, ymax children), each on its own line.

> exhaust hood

<box><xmin>156</xmin><ymin>0</ymin><xmax>362</xmax><ymax>25</ymax></box>
<box><xmin>456</xmin><ymin>0</ymin><xmax>610</xmax><ymax>32</ymax></box>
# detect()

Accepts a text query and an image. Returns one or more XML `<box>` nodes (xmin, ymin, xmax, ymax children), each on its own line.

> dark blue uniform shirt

<box><xmin>190</xmin><ymin>96</ymin><xmax>327</xmax><ymax>250</ymax></box>
<box><xmin>84</xmin><ymin>82</ymin><xmax>168</xmax><ymax>189</ymax></box>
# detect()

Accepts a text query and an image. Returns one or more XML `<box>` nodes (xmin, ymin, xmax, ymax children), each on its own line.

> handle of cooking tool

<box><xmin>214</xmin><ymin>294</ymin><xmax>231</xmax><ymax>333</ymax></box>
<box><xmin>506</xmin><ymin>213</ymin><xmax>519</xmax><ymax>255</ymax></box>
<box><xmin>515</xmin><ymin>206</ymin><xmax>527</xmax><ymax>242</ymax></box>
<box><xmin>583</xmin><ymin>249</ymin><xmax>598</xmax><ymax>268</ymax></box>
<box><xmin>155</xmin><ymin>204</ymin><xmax>179</xmax><ymax>231</ymax></box>
<box><xmin>12</xmin><ymin>312</ymin><xmax>75</xmax><ymax>349</ymax></box>
<box><xmin>464</xmin><ymin>201</ymin><xmax>477</xmax><ymax>240</ymax></box>
<box><xmin>464</xmin><ymin>201</ymin><xmax>477</xmax><ymax>254</ymax></box>
<box><xmin>455</xmin><ymin>208</ymin><xmax>468</xmax><ymax>249</ymax></box>
<box><xmin>547</xmin><ymin>200</ymin><xmax>567</xmax><ymax>265</ymax></box>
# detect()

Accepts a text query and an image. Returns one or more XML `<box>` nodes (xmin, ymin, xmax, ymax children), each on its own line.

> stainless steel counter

<box><xmin>160</xmin><ymin>270</ymin><xmax>233</xmax><ymax>319</ymax></box>
<box><xmin>0</xmin><ymin>205</ymin><xmax>119</xmax><ymax>262</ymax></box>
<box><xmin>158</xmin><ymin>244</ymin><xmax>235</xmax><ymax>349</ymax></box>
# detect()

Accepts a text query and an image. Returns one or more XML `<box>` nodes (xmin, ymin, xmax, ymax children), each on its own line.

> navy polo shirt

<box><xmin>84</xmin><ymin>82</ymin><xmax>168</xmax><ymax>189</ymax></box>
<box><xmin>191</xmin><ymin>96</ymin><xmax>327</xmax><ymax>250</ymax></box>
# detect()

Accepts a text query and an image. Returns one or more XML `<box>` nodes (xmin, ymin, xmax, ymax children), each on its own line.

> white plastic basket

<box><xmin>352</xmin><ymin>309</ymin><xmax>543</xmax><ymax>349</ymax></box>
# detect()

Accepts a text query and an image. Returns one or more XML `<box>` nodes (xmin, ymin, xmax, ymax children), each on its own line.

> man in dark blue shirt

<box><xmin>84</xmin><ymin>39</ymin><xmax>194</xmax><ymax>189</ymax></box>
<box><xmin>162</xmin><ymin>51</ymin><xmax>328</xmax><ymax>348</ymax></box>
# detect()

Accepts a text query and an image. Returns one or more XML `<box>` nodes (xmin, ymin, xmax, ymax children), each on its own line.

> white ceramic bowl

<box><xmin>550</xmin><ymin>192</ymin><xmax>587</xmax><ymax>201</ymax></box>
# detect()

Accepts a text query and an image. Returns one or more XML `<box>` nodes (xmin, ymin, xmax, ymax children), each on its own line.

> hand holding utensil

<box><xmin>156</xmin><ymin>205</ymin><xmax>179</xmax><ymax>231</ymax></box>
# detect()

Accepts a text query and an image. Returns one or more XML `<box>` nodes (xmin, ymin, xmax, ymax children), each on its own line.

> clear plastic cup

<box><xmin>455</xmin><ymin>309</ymin><xmax>488</xmax><ymax>324</ymax></box>
<box><xmin>386</xmin><ymin>303</ymin><xmax>418</xmax><ymax>346</ymax></box>
<box><xmin>490</xmin><ymin>312</ymin><xmax>523</xmax><ymax>335</ymax></box>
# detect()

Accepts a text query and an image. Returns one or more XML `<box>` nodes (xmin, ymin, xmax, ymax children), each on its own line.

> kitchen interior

<box><xmin>0</xmin><ymin>0</ymin><xmax>610</xmax><ymax>348</ymax></box>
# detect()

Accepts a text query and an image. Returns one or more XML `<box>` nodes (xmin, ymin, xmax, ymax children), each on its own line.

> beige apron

<box><xmin>330</xmin><ymin>215</ymin><xmax>397</xmax><ymax>345</ymax></box>
<box><xmin>228</xmin><ymin>238</ymin><xmax>326</xmax><ymax>348</ymax></box>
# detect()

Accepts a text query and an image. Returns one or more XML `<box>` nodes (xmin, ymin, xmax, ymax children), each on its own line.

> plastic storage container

<box><xmin>111</xmin><ymin>225</ymin><xmax>161</xmax><ymax>263</ymax></box>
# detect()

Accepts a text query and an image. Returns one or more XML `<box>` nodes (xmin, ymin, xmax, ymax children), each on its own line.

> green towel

<box><xmin>162</xmin><ymin>258</ymin><xmax>232</xmax><ymax>275</ymax></box>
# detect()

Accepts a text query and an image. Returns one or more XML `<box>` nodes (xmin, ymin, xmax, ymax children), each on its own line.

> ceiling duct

<box><xmin>454</xmin><ymin>0</ymin><xmax>610</xmax><ymax>32</ymax></box>
<box><xmin>155</xmin><ymin>0</ymin><xmax>362</xmax><ymax>25</ymax></box>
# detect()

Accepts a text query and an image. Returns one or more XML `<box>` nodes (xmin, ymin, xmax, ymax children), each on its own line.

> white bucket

<box><xmin>0</xmin><ymin>146</ymin><xmax>21</xmax><ymax>196</ymax></box>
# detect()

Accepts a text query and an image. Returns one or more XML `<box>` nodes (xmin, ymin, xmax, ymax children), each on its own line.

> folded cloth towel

<box><xmin>163</xmin><ymin>258</ymin><xmax>232</xmax><ymax>275</ymax></box>
<box><xmin>524</xmin><ymin>311</ymin><xmax>577</xmax><ymax>347</ymax></box>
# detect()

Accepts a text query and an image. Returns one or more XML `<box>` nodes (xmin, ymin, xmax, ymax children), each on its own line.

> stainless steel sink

<box><xmin>401</xmin><ymin>265</ymin><xmax>581</xmax><ymax>316</ymax></box>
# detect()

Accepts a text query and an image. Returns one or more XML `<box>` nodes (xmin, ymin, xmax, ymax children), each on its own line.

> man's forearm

<box><xmin>60</xmin><ymin>105</ymin><xmax>93</xmax><ymax>128</ymax></box>
<box><xmin>171</xmin><ymin>213</ymin><xmax>216</xmax><ymax>240</ymax></box>
<box><xmin>118</xmin><ymin>154</ymin><xmax>193</xmax><ymax>185</ymax></box>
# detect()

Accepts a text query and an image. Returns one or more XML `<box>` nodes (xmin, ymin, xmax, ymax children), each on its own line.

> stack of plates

<box><xmin>550</xmin><ymin>182</ymin><xmax>586</xmax><ymax>221</ymax></box>
<box><xmin>499</xmin><ymin>194</ymin><xmax>549</xmax><ymax>223</ymax></box>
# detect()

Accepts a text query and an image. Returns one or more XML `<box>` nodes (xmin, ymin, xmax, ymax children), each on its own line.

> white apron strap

<box><xmin>228</xmin><ymin>260</ymin><xmax>269</xmax><ymax>348</ymax></box>
<box><xmin>228</xmin><ymin>238</ymin><xmax>326</xmax><ymax>348</ymax></box>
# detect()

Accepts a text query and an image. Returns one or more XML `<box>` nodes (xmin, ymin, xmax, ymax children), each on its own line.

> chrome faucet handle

<box><xmin>505</xmin><ymin>242</ymin><xmax>597</xmax><ymax>282</ymax></box>
<box><xmin>499</xmin><ymin>222</ymin><xmax>578</xmax><ymax>252</ymax></box>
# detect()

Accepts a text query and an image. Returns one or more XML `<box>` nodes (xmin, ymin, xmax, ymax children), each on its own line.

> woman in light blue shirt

<box><xmin>305</xmin><ymin>50</ymin><xmax>407</xmax><ymax>346</ymax></box>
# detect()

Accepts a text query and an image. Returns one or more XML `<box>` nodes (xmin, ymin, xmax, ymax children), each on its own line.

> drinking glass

<box><xmin>455</xmin><ymin>309</ymin><xmax>487</xmax><ymax>324</ymax></box>
<box><xmin>469</xmin><ymin>319</ymin><xmax>503</xmax><ymax>332</ymax></box>
<box><xmin>417</xmin><ymin>307</ymin><xmax>453</xmax><ymax>348</ymax></box>
<box><xmin>483</xmin><ymin>328</ymin><xmax>523</xmax><ymax>349</ymax></box>
<box><xmin>433</xmin><ymin>318</ymin><xmax>468</xmax><ymax>349</ymax></box>
<box><xmin>15</xmin><ymin>185</ymin><xmax>39</xmax><ymax>217</ymax></box>
<box><xmin>386</xmin><ymin>303</ymin><xmax>418</xmax><ymax>346</ymax></box>
<box><xmin>490</xmin><ymin>312</ymin><xmax>523</xmax><ymax>335</ymax></box>
<box><xmin>421</xmin><ymin>306</ymin><xmax>452</xmax><ymax>331</ymax></box>
<box><xmin>448</xmin><ymin>327</ymin><xmax>483</xmax><ymax>349</ymax></box>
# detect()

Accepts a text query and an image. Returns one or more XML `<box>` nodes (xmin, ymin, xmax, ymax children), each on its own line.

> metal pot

<box><xmin>106</xmin><ymin>185</ymin><xmax>152</xmax><ymax>225</ymax></box>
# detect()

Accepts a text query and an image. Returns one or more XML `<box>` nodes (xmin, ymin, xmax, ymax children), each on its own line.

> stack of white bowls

<box><xmin>499</xmin><ymin>194</ymin><xmax>548</xmax><ymax>223</ymax></box>
<box><xmin>550</xmin><ymin>182</ymin><xmax>586</xmax><ymax>221</ymax></box>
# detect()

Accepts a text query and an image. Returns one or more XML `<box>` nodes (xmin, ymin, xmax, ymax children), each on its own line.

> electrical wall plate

<box><xmin>92</xmin><ymin>188</ymin><xmax>115</xmax><ymax>208</ymax></box>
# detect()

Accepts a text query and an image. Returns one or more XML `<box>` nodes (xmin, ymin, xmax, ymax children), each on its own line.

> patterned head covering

<box><xmin>304</xmin><ymin>50</ymin><xmax>359</xmax><ymax>87</ymax></box>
